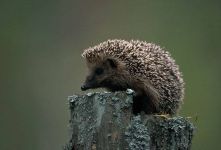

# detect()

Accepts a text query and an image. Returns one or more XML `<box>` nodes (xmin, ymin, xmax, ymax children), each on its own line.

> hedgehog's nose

<box><xmin>81</xmin><ymin>85</ymin><xmax>86</xmax><ymax>91</ymax></box>
<box><xmin>81</xmin><ymin>84</ymin><xmax>88</xmax><ymax>91</ymax></box>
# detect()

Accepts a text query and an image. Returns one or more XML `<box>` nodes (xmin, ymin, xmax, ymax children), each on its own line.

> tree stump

<box><xmin>64</xmin><ymin>90</ymin><xmax>195</xmax><ymax>150</ymax></box>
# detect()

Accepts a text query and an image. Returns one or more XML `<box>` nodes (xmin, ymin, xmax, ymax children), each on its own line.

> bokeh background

<box><xmin>1</xmin><ymin>0</ymin><xmax>221</xmax><ymax>150</ymax></box>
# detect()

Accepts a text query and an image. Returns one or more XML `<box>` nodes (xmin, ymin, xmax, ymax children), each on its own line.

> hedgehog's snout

<box><xmin>81</xmin><ymin>84</ymin><xmax>87</xmax><ymax>91</ymax></box>
<box><xmin>81</xmin><ymin>82</ymin><xmax>92</xmax><ymax>91</ymax></box>
<box><xmin>81</xmin><ymin>75</ymin><xmax>98</xmax><ymax>91</ymax></box>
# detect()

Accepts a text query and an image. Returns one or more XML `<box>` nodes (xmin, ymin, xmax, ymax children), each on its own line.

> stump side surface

<box><xmin>64</xmin><ymin>91</ymin><xmax>195</xmax><ymax>150</ymax></box>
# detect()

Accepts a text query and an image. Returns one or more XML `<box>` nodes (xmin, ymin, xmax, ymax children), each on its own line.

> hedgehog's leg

<box><xmin>132</xmin><ymin>80</ymin><xmax>160</xmax><ymax>115</ymax></box>
<box><xmin>142</xmin><ymin>82</ymin><xmax>160</xmax><ymax>113</ymax></box>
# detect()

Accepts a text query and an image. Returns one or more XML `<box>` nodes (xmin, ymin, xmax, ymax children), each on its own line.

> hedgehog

<box><xmin>81</xmin><ymin>39</ymin><xmax>184</xmax><ymax>115</ymax></box>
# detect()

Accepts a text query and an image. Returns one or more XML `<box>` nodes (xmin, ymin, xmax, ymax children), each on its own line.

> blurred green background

<box><xmin>1</xmin><ymin>0</ymin><xmax>220</xmax><ymax>150</ymax></box>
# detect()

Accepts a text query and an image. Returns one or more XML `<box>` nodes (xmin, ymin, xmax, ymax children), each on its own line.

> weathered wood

<box><xmin>64</xmin><ymin>90</ymin><xmax>195</xmax><ymax>150</ymax></box>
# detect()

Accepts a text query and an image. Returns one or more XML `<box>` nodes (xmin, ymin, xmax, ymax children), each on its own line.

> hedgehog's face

<box><xmin>81</xmin><ymin>58</ymin><xmax>128</xmax><ymax>91</ymax></box>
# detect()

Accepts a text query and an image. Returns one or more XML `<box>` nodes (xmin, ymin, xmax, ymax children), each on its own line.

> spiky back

<box><xmin>82</xmin><ymin>39</ymin><xmax>184</xmax><ymax>114</ymax></box>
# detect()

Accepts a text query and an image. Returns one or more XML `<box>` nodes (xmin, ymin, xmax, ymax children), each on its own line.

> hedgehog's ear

<box><xmin>106</xmin><ymin>58</ymin><xmax>117</xmax><ymax>69</ymax></box>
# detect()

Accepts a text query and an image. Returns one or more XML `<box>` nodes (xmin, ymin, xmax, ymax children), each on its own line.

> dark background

<box><xmin>1</xmin><ymin>0</ymin><xmax>221</xmax><ymax>150</ymax></box>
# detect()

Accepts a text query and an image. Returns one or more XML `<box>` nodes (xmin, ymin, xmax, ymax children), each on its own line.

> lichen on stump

<box><xmin>63</xmin><ymin>91</ymin><xmax>195</xmax><ymax>150</ymax></box>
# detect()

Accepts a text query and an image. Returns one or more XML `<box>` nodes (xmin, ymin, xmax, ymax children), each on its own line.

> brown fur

<box><xmin>82</xmin><ymin>58</ymin><xmax>160</xmax><ymax>114</ymax></box>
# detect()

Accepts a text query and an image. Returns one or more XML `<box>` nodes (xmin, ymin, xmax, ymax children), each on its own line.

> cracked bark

<box><xmin>63</xmin><ymin>91</ymin><xmax>195</xmax><ymax>150</ymax></box>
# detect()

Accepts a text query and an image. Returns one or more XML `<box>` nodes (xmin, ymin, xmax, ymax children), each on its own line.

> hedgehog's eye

<box><xmin>95</xmin><ymin>68</ymin><xmax>103</xmax><ymax>75</ymax></box>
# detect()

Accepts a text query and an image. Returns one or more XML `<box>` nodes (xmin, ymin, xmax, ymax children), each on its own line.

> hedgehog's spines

<box><xmin>82</xmin><ymin>39</ymin><xmax>184</xmax><ymax>115</ymax></box>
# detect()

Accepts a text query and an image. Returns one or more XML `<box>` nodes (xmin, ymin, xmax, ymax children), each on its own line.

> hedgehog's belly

<box><xmin>133</xmin><ymin>94</ymin><xmax>157</xmax><ymax>115</ymax></box>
